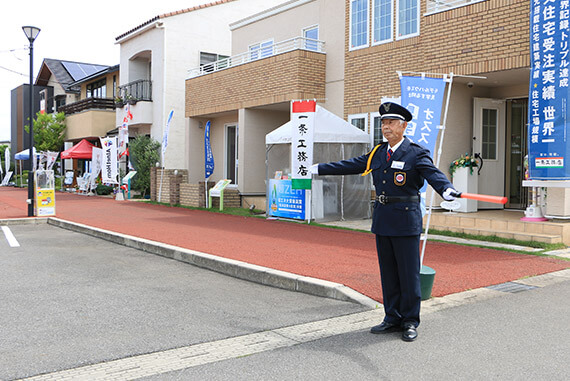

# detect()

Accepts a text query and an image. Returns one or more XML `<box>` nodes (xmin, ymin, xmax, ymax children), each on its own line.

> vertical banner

<box><xmin>5</xmin><ymin>147</ymin><xmax>10</xmax><ymax>175</ymax></box>
<box><xmin>45</xmin><ymin>151</ymin><xmax>58</xmax><ymax>171</ymax></box>
<box><xmin>118</xmin><ymin>104</ymin><xmax>132</xmax><ymax>158</ymax></box>
<box><xmin>291</xmin><ymin>100</ymin><xmax>316</xmax><ymax>190</ymax></box>
<box><xmin>399</xmin><ymin>75</ymin><xmax>447</xmax><ymax>211</ymax></box>
<box><xmin>205</xmin><ymin>120</ymin><xmax>214</xmax><ymax>179</ymax></box>
<box><xmin>528</xmin><ymin>0</ymin><xmax>570</xmax><ymax>179</ymax></box>
<box><xmin>162</xmin><ymin>110</ymin><xmax>174</xmax><ymax>157</ymax></box>
<box><xmin>100</xmin><ymin>137</ymin><xmax>118</xmax><ymax>184</ymax></box>
<box><xmin>91</xmin><ymin>147</ymin><xmax>102</xmax><ymax>190</ymax></box>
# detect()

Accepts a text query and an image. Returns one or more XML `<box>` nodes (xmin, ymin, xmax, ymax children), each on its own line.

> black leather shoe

<box><xmin>402</xmin><ymin>324</ymin><xmax>418</xmax><ymax>342</ymax></box>
<box><xmin>370</xmin><ymin>321</ymin><xmax>400</xmax><ymax>334</ymax></box>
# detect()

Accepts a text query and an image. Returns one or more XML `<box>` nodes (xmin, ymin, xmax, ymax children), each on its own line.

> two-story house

<box><xmin>186</xmin><ymin>0</ymin><xmax>346</xmax><ymax>208</ymax></box>
<box><xmin>344</xmin><ymin>0</ymin><xmax>531</xmax><ymax>211</ymax></box>
<box><xmin>114</xmin><ymin>0</ymin><xmax>288</xmax><ymax>183</ymax></box>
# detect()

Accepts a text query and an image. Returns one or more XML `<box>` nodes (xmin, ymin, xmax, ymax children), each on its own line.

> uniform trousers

<box><xmin>375</xmin><ymin>234</ymin><xmax>422</xmax><ymax>327</ymax></box>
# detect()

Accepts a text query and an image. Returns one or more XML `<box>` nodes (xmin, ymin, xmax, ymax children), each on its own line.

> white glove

<box><xmin>443</xmin><ymin>188</ymin><xmax>458</xmax><ymax>201</ymax></box>
<box><xmin>309</xmin><ymin>164</ymin><xmax>319</xmax><ymax>175</ymax></box>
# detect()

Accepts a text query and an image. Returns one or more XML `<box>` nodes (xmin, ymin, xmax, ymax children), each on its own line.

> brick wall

<box><xmin>179</xmin><ymin>182</ymin><xmax>241</xmax><ymax>209</ymax></box>
<box><xmin>186</xmin><ymin>50</ymin><xmax>326</xmax><ymax>117</ymax></box>
<box><xmin>343</xmin><ymin>0</ymin><xmax>530</xmax><ymax>116</ymax></box>
<box><xmin>150</xmin><ymin>168</ymin><xmax>189</xmax><ymax>203</ymax></box>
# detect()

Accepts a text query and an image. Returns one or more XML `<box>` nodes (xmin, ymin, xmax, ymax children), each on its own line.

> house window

<box><xmin>397</xmin><ymin>0</ymin><xmax>419</xmax><ymax>39</ymax></box>
<box><xmin>349</xmin><ymin>0</ymin><xmax>369</xmax><ymax>50</ymax></box>
<box><xmin>86</xmin><ymin>79</ymin><xmax>106</xmax><ymax>98</ymax></box>
<box><xmin>371</xmin><ymin>112</ymin><xmax>385</xmax><ymax>146</ymax></box>
<box><xmin>482</xmin><ymin>108</ymin><xmax>498</xmax><ymax>160</ymax></box>
<box><xmin>303</xmin><ymin>25</ymin><xmax>319</xmax><ymax>51</ymax></box>
<box><xmin>373</xmin><ymin>0</ymin><xmax>393</xmax><ymax>44</ymax></box>
<box><xmin>200</xmin><ymin>52</ymin><xmax>229</xmax><ymax>72</ymax></box>
<box><xmin>249</xmin><ymin>40</ymin><xmax>274</xmax><ymax>60</ymax></box>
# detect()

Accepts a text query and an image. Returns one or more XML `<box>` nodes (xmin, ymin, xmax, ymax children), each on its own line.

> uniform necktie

<box><xmin>387</xmin><ymin>148</ymin><xmax>393</xmax><ymax>161</ymax></box>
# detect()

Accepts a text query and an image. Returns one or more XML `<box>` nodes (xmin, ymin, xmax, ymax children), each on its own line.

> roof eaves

<box><xmin>115</xmin><ymin>0</ymin><xmax>237</xmax><ymax>41</ymax></box>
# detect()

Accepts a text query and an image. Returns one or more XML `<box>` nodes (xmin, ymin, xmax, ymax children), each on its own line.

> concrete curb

<box><xmin>46</xmin><ymin>217</ymin><xmax>380</xmax><ymax>309</ymax></box>
<box><xmin>0</xmin><ymin>217</ymin><xmax>48</xmax><ymax>226</ymax></box>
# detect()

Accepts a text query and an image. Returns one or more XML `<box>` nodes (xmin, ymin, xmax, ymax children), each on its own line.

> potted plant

<box><xmin>449</xmin><ymin>153</ymin><xmax>478</xmax><ymax>177</ymax></box>
<box><xmin>126</xmin><ymin>94</ymin><xmax>137</xmax><ymax>105</ymax></box>
<box><xmin>114</xmin><ymin>95</ymin><xmax>125</xmax><ymax>108</ymax></box>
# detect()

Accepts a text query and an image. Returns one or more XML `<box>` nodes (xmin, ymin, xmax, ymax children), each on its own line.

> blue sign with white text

<box><xmin>400</xmin><ymin>75</ymin><xmax>447</xmax><ymax>212</ymax></box>
<box><xmin>528</xmin><ymin>0</ymin><xmax>570</xmax><ymax>179</ymax></box>
<box><xmin>267</xmin><ymin>179</ymin><xmax>306</xmax><ymax>220</ymax></box>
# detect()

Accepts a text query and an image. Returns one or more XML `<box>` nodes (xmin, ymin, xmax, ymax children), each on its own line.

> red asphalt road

<box><xmin>1</xmin><ymin>187</ymin><xmax>568</xmax><ymax>302</ymax></box>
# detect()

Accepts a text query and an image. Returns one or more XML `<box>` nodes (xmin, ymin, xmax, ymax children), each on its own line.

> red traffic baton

<box><xmin>452</xmin><ymin>191</ymin><xmax>507</xmax><ymax>205</ymax></box>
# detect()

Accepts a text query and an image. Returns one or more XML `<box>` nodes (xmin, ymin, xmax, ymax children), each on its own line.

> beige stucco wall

<box><xmin>238</xmin><ymin>108</ymin><xmax>290</xmax><ymax>194</ymax></box>
<box><xmin>66</xmin><ymin>110</ymin><xmax>116</xmax><ymax>140</ymax></box>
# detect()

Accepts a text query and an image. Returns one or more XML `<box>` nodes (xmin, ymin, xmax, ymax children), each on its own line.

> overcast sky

<box><xmin>0</xmin><ymin>0</ymin><xmax>213</xmax><ymax>142</ymax></box>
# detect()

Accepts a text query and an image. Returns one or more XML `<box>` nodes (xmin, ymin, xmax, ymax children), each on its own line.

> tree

<box><xmin>25</xmin><ymin>112</ymin><xmax>66</xmax><ymax>152</ymax></box>
<box><xmin>129</xmin><ymin>135</ymin><xmax>160</xmax><ymax>198</ymax></box>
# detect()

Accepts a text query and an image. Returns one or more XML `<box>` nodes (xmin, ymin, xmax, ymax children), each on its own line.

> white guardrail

<box><xmin>187</xmin><ymin>36</ymin><xmax>325</xmax><ymax>78</ymax></box>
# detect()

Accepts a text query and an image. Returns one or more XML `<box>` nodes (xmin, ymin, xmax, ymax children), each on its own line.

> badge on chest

<box><xmin>394</xmin><ymin>171</ymin><xmax>406</xmax><ymax>186</ymax></box>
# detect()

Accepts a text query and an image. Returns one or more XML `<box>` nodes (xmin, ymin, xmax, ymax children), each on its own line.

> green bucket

<box><xmin>420</xmin><ymin>265</ymin><xmax>436</xmax><ymax>300</ymax></box>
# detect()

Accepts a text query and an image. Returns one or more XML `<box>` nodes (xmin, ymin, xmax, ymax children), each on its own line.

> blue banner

<box><xmin>267</xmin><ymin>179</ymin><xmax>307</xmax><ymax>220</ymax></box>
<box><xmin>399</xmin><ymin>75</ymin><xmax>447</xmax><ymax>212</ymax></box>
<box><xmin>205</xmin><ymin>120</ymin><xmax>214</xmax><ymax>179</ymax></box>
<box><xmin>528</xmin><ymin>0</ymin><xmax>570</xmax><ymax>179</ymax></box>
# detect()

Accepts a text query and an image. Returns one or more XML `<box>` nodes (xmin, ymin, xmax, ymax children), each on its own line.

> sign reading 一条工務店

<box><xmin>528</xmin><ymin>0</ymin><xmax>570</xmax><ymax>179</ymax></box>
<box><xmin>291</xmin><ymin>100</ymin><xmax>316</xmax><ymax>190</ymax></box>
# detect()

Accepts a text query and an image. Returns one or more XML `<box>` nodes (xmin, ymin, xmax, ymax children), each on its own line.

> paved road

<box><xmin>0</xmin><ymin>224</ymin><xmax>367</xmax><ymax>380</ymax></box>
<box><xmin>2</xmin><ymin>223</ymin><xmax>570</xmax><ymax>380</ymax></box>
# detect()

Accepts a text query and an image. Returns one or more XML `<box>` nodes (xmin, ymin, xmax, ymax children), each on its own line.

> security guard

<box><xmin>310</xmin><ymin>102</ymin><xmax>457</xmax><ymax>342</ymax></box>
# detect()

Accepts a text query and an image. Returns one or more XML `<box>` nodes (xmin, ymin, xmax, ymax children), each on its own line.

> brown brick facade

<box><xmin>151</xmin><ymin>168</ymin><xmax>241</xmax><ymax>209</ymax></box>
<box><xmin>185</xmin><ymin>50</ymin><xmax>326</xmax><ymax>117</ymax></box>
<box><xmin>343</xmin><ymin>0</ymin><xmax>530</xmax><ymax>116</ymax></box>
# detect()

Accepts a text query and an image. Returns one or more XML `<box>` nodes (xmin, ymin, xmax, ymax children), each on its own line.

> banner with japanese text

<box><xmin>205</xmin><ymin>120</ymin><xmax>214</xmax><ymax>179</ymax></box>
<box><xmin>400</xmin><ymin>75</ymin><xmax>447</xmax><ymax>212</ymax></box>
<box><xmin>528</xmin><ymin>0</ymin><xmax>570</xmax><ymax>179</ymax></box>
<box><xmin>91</xmin><ymin>147</ymin><xmax>102</xmax><ymax>190</ymax></box>
<box><xmin>291</xmin><ymin>100</ymin><xmax>316</xmax><ymax>190</ymax></box>
<box><xmin>100</xmin><ymin>137</ymin><xmax>118</xmax><ymax>184</ymax></box>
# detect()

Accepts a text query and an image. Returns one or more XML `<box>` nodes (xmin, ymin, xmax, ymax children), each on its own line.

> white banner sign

<box><xmin>100</xmin><ymin>137</ymin><xmax>118</xmax><ymax>184</ymax></box>
<box><xmin>291</xmin><ymin>100</ymin><xmax>316</xmax><ymax>189</ymax></box>
<box><xmin>5</xmin><ymin>147</ymin><xmax>10</xmax><ymax>175</ymax></box>
<box><xmin>46</xmin><ymin>151</ymin><xmax>58</xmax><ymax>170</ymax></box>
<box><xmin>91</xmin><ymin>147</ymin><xmax>103</xmax><ymax>189</ymax></box>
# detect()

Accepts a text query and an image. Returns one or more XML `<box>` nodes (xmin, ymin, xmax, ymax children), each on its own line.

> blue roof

<box><xmin>61</xmin><ymin>61</ymin><xmax>109</xmax><ymax>81</ymax></box>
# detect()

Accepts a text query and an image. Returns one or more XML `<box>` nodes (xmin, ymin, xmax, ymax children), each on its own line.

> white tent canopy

<box><xmin>266</xmin><ymin>105</ymin><xmax>370</xmax><ymax>144</ymax></box>
<box><xmin>265</xmin><ymin>105</ymin><xmax>371</xmax><ymax>222</ymax></box>
<box><xmin>14</xmin><ymin>148</ymin><xmax>38</xmax><ymax>160</ymax></box>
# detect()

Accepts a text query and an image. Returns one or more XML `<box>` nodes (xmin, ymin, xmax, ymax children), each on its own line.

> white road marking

<box><xmin>2</xmin><ymin>226</ymin><xmax>20</xmax><ymax>247</ymax></box>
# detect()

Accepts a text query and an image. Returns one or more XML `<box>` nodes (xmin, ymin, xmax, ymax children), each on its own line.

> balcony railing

<box><xmin>187</xmin><ymin>36</ymin><xmax>325</xmax><ymax>78</ymax></box>
<box><xmin>118</xmin><ymin>79</ymin><xmax>152</xmax><ymax>101</ymax></box>
<box><xmin>425</xmin><ymin>0</ymin><xmax>485</xmax><ymax>15</ymax></box>
<box><xmin>59</xmin><ymin>97</ymin><xmax>116</xmax><ymax>115</ymax></box>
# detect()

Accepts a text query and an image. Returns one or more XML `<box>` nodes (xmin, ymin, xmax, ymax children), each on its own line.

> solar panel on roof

<box><xmin>61</xmin><ymin>61</ymin><xmax>108</xmax><ymax>81</ymax></box>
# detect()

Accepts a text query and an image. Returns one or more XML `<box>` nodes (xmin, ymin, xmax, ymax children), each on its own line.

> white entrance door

<box><xmin>473</xmin><ymin>98</ymin><xmax>506</xmax><ymax>209</ymax></box>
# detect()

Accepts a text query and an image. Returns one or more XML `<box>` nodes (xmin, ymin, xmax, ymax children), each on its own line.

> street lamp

<box><xmin>22</xmin><ymin>26</ymin><xmax>40</xmax><ymax>217</ymax></box>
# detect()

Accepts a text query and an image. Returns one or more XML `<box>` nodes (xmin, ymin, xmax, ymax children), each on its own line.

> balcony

<box><xmin>188</xmin><ymin>37</ymin><xmax>325</xmax><ymax>78</ymax></box>
<box><xmin>425</xmin><ymin>0</ymin><xmax>486</xmax><ymax>15</ymax></box>
<box><xmin>59</xmin><ymin>97</ymin><xmax>115</xmax><ymax>115</ymax></box>
<box><xmin>117</xmin><ymin>79</ymin><xmax>152</xmax><ymax>102</ymax></box>
<box><xmin>185</xmin><ymin>37</ymin><xmax>326</xmax><ymax>117</ymax></box>
<box><xmin>116</xmin><ymin>79</ymin><xmax>153</xmax><ymax>126</ymax></box>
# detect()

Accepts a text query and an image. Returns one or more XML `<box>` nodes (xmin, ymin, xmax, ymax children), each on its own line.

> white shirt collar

<box><xmin>388</xmin><ymin>138</ymin><xmax>405</xmax><ymax>153</ymax></box>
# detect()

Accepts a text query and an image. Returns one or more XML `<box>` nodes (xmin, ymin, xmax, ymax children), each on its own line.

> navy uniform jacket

<box><xmin>318</xmin><ymin>137</ymin><xmax>453</xmax><ymax>236</ymax></box>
